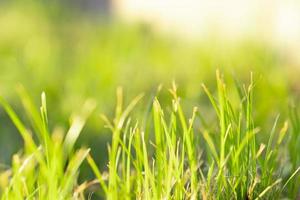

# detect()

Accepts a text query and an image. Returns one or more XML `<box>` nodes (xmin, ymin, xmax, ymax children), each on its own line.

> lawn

<box><xmin>0</xmin><ymin>1</ymin><xmax>299</xmax><ymax>199</ymax></box>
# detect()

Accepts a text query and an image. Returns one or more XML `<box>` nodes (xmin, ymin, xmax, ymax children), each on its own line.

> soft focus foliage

<box><xmin>0</xmin><ymin>1</ymin><xmax>299</xmax><ymax>199</ymax></box>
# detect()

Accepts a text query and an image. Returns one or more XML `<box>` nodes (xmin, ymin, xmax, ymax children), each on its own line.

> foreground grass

<box><xmin>0</xmin><ymin>72</ymin><xmax>299</xmax><ymax>199</ymax></box>
<box><xmin>0</xmin><ymin>87</ymin><xmax>96</xmax><ymax>199</ymax></box>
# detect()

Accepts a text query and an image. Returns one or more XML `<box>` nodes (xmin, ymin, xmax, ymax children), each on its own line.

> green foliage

<box><xmin>0</xmin><ymin>90</ymin><xmax>95</xmax><ymax>199</ymax></box>
<box><xmin>84</xmin><ymin>72</ymin><xmax>299</xmax><ymax>199</ymax></box>
<box><xmin>0</xmin><ymin>72</ymin><xmax>299</xmax><ymax>199</ymax></box>
<box><xmin>0</xmin><ymin>2</ymin><xmax>299</xmax><ymax>199</ymax></box>
<box><xmin>0</xmin><ymin>2</ymin><xmax>295</xmax><ymax>172</ymax></box>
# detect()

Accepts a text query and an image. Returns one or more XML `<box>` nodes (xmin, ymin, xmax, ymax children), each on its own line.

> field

<box><xmin>0</xmin><ymin>1</ymin><xmax>300</xmax><ymax>199</ymax></box>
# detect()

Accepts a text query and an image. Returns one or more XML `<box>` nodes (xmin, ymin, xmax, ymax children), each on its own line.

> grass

<box><xmin>1</xmin><ymin>2</ymin><xmax>297</xmax><ymax>174</ymax></box>
<box><xmin>0</xmin><ymin>87</ymin><xmax>96</xmax><ymax>199</ymax></box>
<box><xmin>0</xmin><ymin>71</ymin><xmax>299</xmax><ymax>199</ymax></box>
<box><xmin>0</xmin><ymin>2</ymin><xmax>299</xmax><ymax>199</ymax></box>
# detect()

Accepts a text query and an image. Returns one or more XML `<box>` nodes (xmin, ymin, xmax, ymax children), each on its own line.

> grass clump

<box><xmin>0</xmin><ymin>71</ymin><xmax>299</xmax><ymax>199</ymax></box>
<box><xmin>84</xmin><ymin>71</ymin><xmax>299</xmax><ymax>199</ymax></box>
<box><xmin>0</xmin><ymin>87</ymin><xmax>96</xmax><ymax>199</ymax></box>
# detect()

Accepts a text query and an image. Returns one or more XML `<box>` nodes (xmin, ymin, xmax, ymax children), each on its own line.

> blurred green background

<box><xmin>0</xmin><ymin>1</ymin><xmax>299</xmax><ymax>175</ymax></box>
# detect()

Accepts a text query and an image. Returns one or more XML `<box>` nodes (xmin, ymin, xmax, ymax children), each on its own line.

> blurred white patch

<box><xmin>113</xmin><ymin>0</ymin><xmax>300</xmax><ymax>64</ymax></box>
<box><xmin>113</xmin><ymin>0</ymin><xmax>300</xmax><ymax>40</ymax></box>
